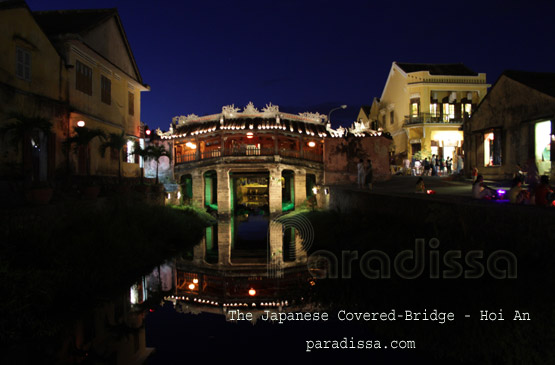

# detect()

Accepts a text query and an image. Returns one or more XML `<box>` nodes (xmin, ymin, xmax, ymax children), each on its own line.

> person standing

<box><xmin>357</xmin><ymin>158</ymin><xmax>365</xmax><ymax>189</ymax></box>
<box><xmin>446</xmin><ymin>157</ymin><xmax>452</xmax><ymax>174</ymax></box>
<box><xmin>431</xmin><ymin>154</ymin><xmax>437</xmax><ymax>176</ymax></box>
<box><xmin>423</xmin><ymin>158</ymin><xmax>430</xmax><ymax>176</ymax></box>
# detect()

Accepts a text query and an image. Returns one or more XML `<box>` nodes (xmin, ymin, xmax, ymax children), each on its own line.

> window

<box><xmin>430</xmin><ymin>103</ymin><xmax>438</xmax><ymax>117</ymax></box>
<box><xmin>76</xmin><ymin>60</ymin><xmax>92</xmax><ymax>95</ymax></box>
<box><xmin>128</xmin><ymin>91</ymin><xmax>134</xmax><ymax>115</ymax></box>
<box><xmin>390</xmin><ymin>110</ymin><xmax>394</xmax><ymax>125</ymax></box>
<box><xmin>410</xmin><ymin>98</ymin><xmax>419</xmax><ymax>117</ymax></box>
<box><xmin>126</xmin><ymin>140</ymin><xmax>135</xmax><ymax>163</ymax></box>
<box><xmin>101</xmin><ymin>75</ymin><xmax>111</xmax><ymax>105</ymax></box>
<box><xmin>16</xmin><ymin>47</ymin><xmax>31</xmax><ymax>81</ymax></box>
<box><xmin>484</xmin><ymin>130</ymin><xmax>502</xmax><ymax>166</ymax></box>
<box><xmin>462</xmin><ymin>103</ymin><xmax>472</xmax><ymax>117</ymax></box>
<box><xmin>443</xmin><ymin>104</ymin><xmax>454</xmax><ymax>122</ymax></box>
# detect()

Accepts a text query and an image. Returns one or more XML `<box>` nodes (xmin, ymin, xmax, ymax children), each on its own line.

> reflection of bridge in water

<box><xmin>140</xmin><ymin>215</ymin><xmax>317</xmax><ymax>322</ymax></box>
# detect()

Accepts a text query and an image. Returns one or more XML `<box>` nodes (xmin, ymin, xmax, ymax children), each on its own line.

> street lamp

<box><xmin>327</xmin><ymin>105</ymin><xmax>347</xmax><ymax>125</ymax></box>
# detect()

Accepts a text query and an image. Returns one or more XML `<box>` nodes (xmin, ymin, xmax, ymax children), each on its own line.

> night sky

<box><xmin>26</xmin><ymin>0</ymin><xmax>555</xmax><ymax>131</ymax></box>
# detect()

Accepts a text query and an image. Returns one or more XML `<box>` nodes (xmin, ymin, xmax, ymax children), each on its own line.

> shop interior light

<box><xmin>247</xmin><ymin>132</ymin><xmax>254</xmax><ymax>139</ymax></box>
<box><xmin>248</xmin><ymin>288</ymin><xmax>256</xmax><ymax>296</ymax></box>
<box><xmin>307</xmin><ymin>141</ymin><xmax>316</xmax><ymax>148</ymax></box>
<box><xmin>77</xmin><ymin>120</ymin><xmax>85</xmax><ymax>127</ymax></box>
<box><xmin>188</xmin><ymin>283</ymin><xmax>195</xmax><ymax>290</ymax></box>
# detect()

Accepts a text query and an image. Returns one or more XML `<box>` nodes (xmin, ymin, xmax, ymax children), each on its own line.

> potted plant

<box><xmin>0</xmin><ymin>112</ymin><xmax>54</xmax><ymax>204</ymax></box>
<box><xmin>63</xmin><ymin>126</ymin><xmax>106</xmax><ymax>198</ymax></box>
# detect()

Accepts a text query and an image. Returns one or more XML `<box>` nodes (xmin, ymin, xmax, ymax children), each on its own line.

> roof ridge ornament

<box><xmin>222</xmin><ymin>104</ymin><xmax>240</xmax><ymax>117</ymax></box>
<box><xmin>298</xmin><ymin>112</ymin><xmax>325</xmax><ymax>123</ymax></box>
<box><xmin>261</xmin><ymin>102</ymin><xmax>279</xmax><ymax>115</ymax></box>
<box><xmin>243</xmin><ymin>101</ymin><xmax>259</xmax><ymax>114</ymax></box>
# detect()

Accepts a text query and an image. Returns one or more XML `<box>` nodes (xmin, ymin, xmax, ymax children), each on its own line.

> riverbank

<box><xmin>0</xmin><ymin>199</ymin><xmax>213</xmax><ymax>363</ymax></box>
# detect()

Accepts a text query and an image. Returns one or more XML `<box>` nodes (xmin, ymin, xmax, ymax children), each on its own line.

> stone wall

<box><xmin>323</xmin><ymin>136</ymin><xmax>391</xmax><ymax>185</ymax></box>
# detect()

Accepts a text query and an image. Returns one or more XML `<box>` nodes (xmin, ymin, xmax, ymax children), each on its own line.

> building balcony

<box><xmin>404</xmin><ymin>113</ymin><xmax>463</xmax><ymax>126</ymax></box>
<box><xmin>175</xmin><ymin>146</ymin><xmax>323</xmax><ymax>165</ymax></box>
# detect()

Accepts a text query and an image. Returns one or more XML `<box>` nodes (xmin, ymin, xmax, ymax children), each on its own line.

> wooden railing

<box><xmin>175</xmin><ymin>147</ymin><xmax>323</xmax><ymax>164</ymax></box>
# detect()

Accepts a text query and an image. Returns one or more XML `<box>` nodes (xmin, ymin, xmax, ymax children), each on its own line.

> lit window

<box><xmin>411</xmin><ymin>103</ymin><xmax>418</xmax><ymax>117</ymax></box>
<box><xmin>139</xmin><ymin>139</ymin><xmax>145</xmax><ymax>168</ymax></box>
<box><xmin>126</xmin><ymin>140</ymin><xmax>135</xmax><ymax>163</ymax></box>
<box><xmin>443</xmin><ymin>104</ymin><xmax>454</xmax><ymax>122</ymax></box>
<box><xmin>462</xmin><ymin>103</ymin><xmax>472</xmax><ymax>117</ymax></box>
<box><xmin>101</xmin><ymin>75</ymin><xmax>111</xmax><ymax>105</ymax></box>
<box><xmin>484</xmin><ymin>130</ymin><xmax>502</xmax><ymax>166</ymax></box>
<box><xmin>16</xmin><ymin>47</ymin><xmax>31</xmax><ymax>81</ymax></box>
<box><xmin>76</xmin><ymin>60</ymin><xmax>92</xmax><ymax>95</ymax></box>
<box><xmin>410</xmin><ymin>98</ymin><xmax>419</xmax><ymax>117</ymax></box>
<box><xmin>430</xmin><ymin>103</ymin><xmax>438</xmax><ymax>117</ymax></box>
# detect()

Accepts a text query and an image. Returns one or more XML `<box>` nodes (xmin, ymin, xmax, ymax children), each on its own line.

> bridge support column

<box><xmin>269</xmin><ymin>166</ymin><xmax>282</xmax><ymax>215</ymax></box>
<box><xmin>294</xmin><ymin>169</ymin><xmax>307</xmax><ymax>207</ymax></box>
<box><xmin>192</xmin><ymin>171</ymin><xmax>204</xmax><ymax>207</ymax></box>
<box><xmin>217</xmin><ymin>168</ymin><xmax>231</xmax><ymax>215</ymax></box>
<box><xmin>217</xmin><ymin>219</ymin><xmax>231</xmax><ymax>266</ymax></box>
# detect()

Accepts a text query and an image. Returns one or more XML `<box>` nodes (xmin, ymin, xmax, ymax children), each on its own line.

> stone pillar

<box><xmin>192</xmin><ymin>170</ymin><xmax>204</xmax><ymax>207</ymax></box>
<box><xmin>268</xmin><ymin>220</ymin><xmax>283</xmax><ymax>277</ymax></box>
<box><xmin>193</xmin><ymin>239</ymin><xmax>205</xmax><ymax>265</ymax></box>
<box><xmin>294</xmin><ymin>169</ymin><xmax>307</xmax><ymax>207</ymax></box>
<box><xmin>217</xmin><ymin>168</ymin><xmax>231</xmax><ymax>215</ymax></box>
<box><xmin>269</xmin><ymin>166</ymin><xmax>282</xmax><ymax>215</ymax></box>
<box><xmin>218</xmin><ymin>219</ymin><xmax>231</xmax><ymax>266</ymax></box>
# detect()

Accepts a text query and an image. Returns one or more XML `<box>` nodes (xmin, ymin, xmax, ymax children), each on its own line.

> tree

<box><xmin>145</xmin><ymin>144</ymin><xmax>171</xmax><ymax>184</ymax></box>
<box><xmin>128</xmin><ymin>140</ymin><xmax>149</xmax><ymax>184</ymax></box>
<box><xmin>99</xmin><ymin>132</ymin><xmax>128</xmax><ymax>183</ymax></box>
<box><xmin>0</xmin><ymin>112</ymin><xmax>52</xmax><ymax>183</ymax></box>
<box><xmin>63</xmin><ymin>126</ymin><xmax>106</xmax><ymax>176</ymax></box>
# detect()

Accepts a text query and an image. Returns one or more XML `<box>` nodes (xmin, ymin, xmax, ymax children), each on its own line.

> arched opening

<box><xmin>204</xmin><ymin>170</ymin><xmax>218</xmax><ymax>211</ymax></box>
<box><xmin>282</xmin><ymin>170</ymin><xmax>295</xmax><ymax>212</ymax></box>
<box><xmin>229</xmin><ymin>171</ymin><xmax>270</xmax><ymax>263</ymax></box>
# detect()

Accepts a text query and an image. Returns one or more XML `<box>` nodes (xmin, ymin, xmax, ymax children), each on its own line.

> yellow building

<box><xmin>377</xmin><ymin>62</ymin><xmax>489</xmax><ymax>163</ymax></box>
<box><xmin>34</xmin><ymin>8</ymin><xmax>150</xmax><ymax>178</ymax></box>
<box><xmin>0</xmin><ymin>1</ymin><xmax>149</xmax><ymax>183</ymax></box>
<box><xmin>0</xmin><ymin>1</ymin><xmax>66</xmax><ymax>181</ymax></box>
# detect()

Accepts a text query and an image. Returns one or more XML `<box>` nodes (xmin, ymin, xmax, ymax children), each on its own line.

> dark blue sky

<box><xmin>27</xmin><ymin>0</ymin><xmax>555</xmax><ymax>130</ymax></box>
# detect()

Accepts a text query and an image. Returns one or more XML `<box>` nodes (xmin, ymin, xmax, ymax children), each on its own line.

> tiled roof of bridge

<box><xmin>173</xmin><ymin>117</ymin><xmax>330</xmax><ymax>138</ymax></box>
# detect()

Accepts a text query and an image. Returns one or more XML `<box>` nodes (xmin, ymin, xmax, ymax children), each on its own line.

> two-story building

<box><xmin>33</xmin><ymin>7</ymin><xmax>150</xmax><ymax>178</ymax></box>
<box><xmin>377</xmin><ymin>62</ymin><xmax>489</xmax><ymax>163</ymax></box>
<box><xmin>0</xmin><ymin>1</ymin><xmax>149</xmax><ymax>185</ymax></box>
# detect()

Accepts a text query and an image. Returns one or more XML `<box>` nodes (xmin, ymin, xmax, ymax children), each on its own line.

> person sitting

<box><xmin>472</xmin><ymin>175</ymin><xmax>495</xmax><ymax>199</ymax></box>
<box><xmin>535</xmin><ymin>175</ymin><xmax>554</xmax><ymax>207</ymax></box>
<box><xmin>415</xmin><ymin>177</ymin><xmax>426</xmax><ymax>193</ymax></box>
<box><xmin>508</xmin><ymin>177</ymin><xmax>529</xmax><ymax>204</ymax></box>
